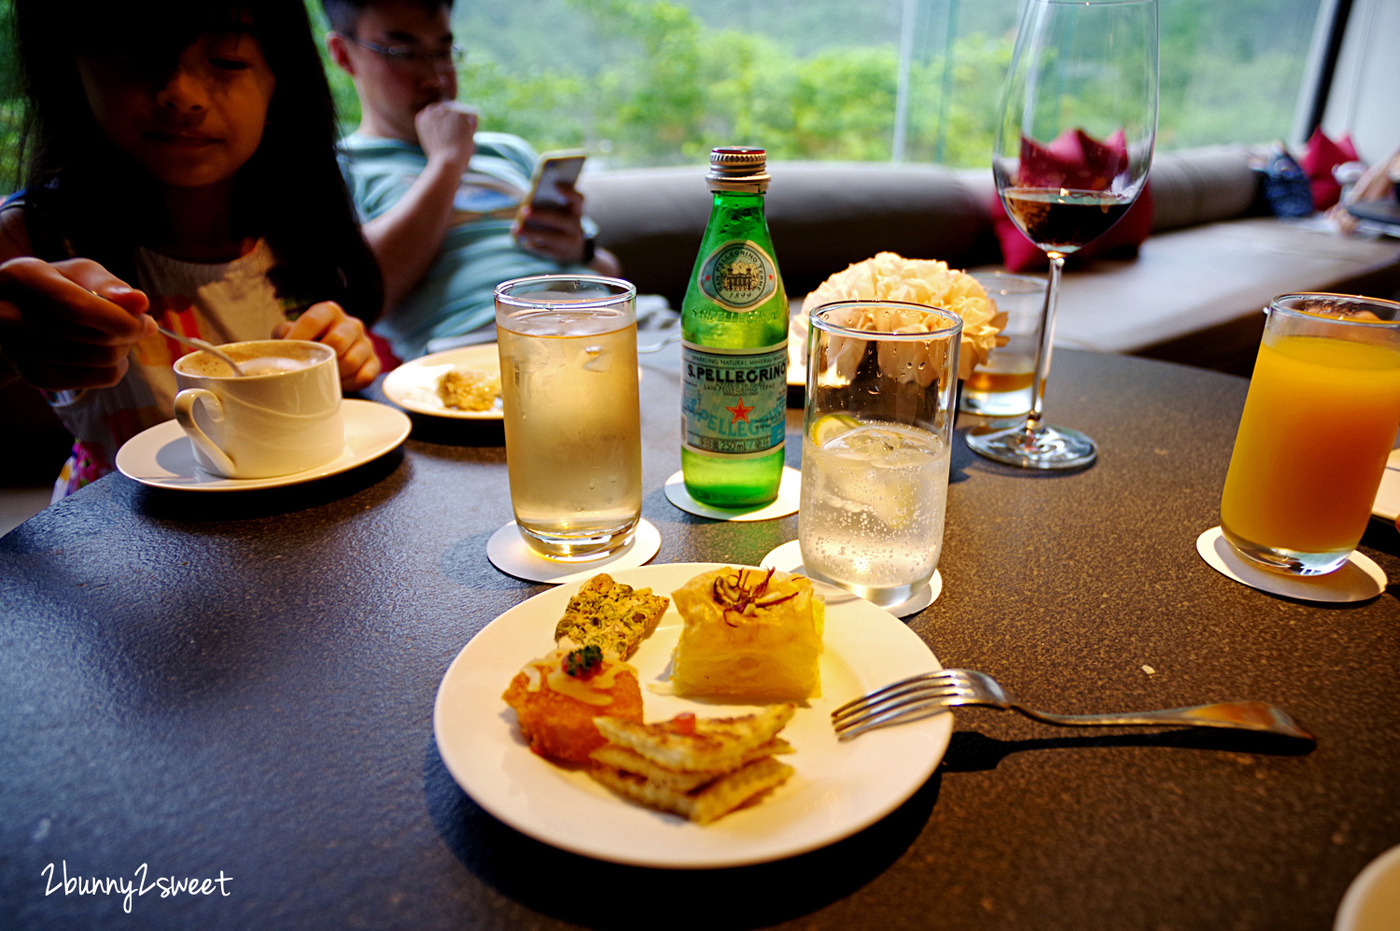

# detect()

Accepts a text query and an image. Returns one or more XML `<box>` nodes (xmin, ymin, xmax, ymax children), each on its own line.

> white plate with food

<box><xmin>432</xmin><ymin>562</ymin><xmax>951</xmax><ymax>869</ymax></box>
<box><xmin>382</xmin><ymin>344</ymin><xmax>503</xmax><ymax>419</ymax></box>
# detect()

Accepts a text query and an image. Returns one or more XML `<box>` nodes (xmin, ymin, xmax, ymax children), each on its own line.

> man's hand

<box><xmin>0</xmin><ymin>256</ymin><xmax>153</xmax><ymax>390</ymax></box>
<box><xmin>275</xmin><ymin>302</ymin><xmax>381</xmax><ymax>392</ymax></box>
<box><xmin>513</xmin><ymin>186</ymin><xmax>588</xmax><ymax>264</ymax></box>
<box><xmin>362</xmin><ymin>101</ymin><xmax>480</xmax><ymax>312</ymax></box>
<box><xmin>415</xmin><ymin>101</ymin><xmax>478</xmax><ymax>174</ymax></box>
<box><xmin>513</xmin><ymin>188</ymin><xmax>621</xmax><ymax>276</ymax></box>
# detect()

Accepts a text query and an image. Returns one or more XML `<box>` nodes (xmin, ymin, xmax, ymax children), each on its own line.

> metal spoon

<box><xmin>84</xmin><ymin>287</ymin><xmax>247</xmax><ymax>376</ymax></box>
<box><xmin>153</xmin><ymin>324</ymin><xmax>246</xmax><ymax>376</ymax></box>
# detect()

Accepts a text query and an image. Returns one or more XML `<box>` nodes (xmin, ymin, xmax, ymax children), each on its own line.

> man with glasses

<box><xmin>322</xmin><ymin>0</ymin><xmax>619</xmax><ymax>360</ymax></box>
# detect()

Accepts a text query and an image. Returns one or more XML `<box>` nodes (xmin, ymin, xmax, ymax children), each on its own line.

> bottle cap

<box><xmin>707</xmin><ymin>146</ymin><xmax>770</xmax><ymax>192</ymax></box>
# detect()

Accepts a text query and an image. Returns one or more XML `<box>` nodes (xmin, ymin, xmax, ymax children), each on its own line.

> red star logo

<box><xmin>726</xmin><ymin>398</ymin><xmax>755</xmax><ymax>424</ymax></box>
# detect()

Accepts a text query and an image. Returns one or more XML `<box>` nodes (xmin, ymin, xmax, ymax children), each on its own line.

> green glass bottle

<box><xmin>680</xmin><ymin>146</ymin><xmax>789</xmax><ymax>508</ymax></box>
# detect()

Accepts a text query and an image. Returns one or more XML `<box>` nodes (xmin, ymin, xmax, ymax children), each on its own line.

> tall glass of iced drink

<box><xmin>495</xmin><ymin>275</ymin><xmax>642</xmax><ymax>561</ymax></box>
<box><xmin>799</xmin><ymin>301</ymin><xmax>962</xmax><ymax>608</ymax></box>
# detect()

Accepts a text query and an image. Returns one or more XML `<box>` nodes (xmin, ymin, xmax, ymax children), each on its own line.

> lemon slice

<box><xmin>810</xmin><ymin>414</ymin><xmax>860</xmax><ymax>446</ymax></box>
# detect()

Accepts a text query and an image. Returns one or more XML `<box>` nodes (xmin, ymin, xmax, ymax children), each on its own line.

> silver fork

<box><xmin>831</xmin><ymin>668</ymin><xmax>1314</xmax><ymax>742</ymax></box>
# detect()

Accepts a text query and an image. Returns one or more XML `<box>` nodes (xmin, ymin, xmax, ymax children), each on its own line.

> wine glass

<box><xmin>967</xmin><ymin>0</ymin><xmax>1158</xmax><ymax>470</ymax></box>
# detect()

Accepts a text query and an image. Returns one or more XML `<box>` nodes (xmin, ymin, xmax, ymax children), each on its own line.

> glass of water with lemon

<box><xmin>798</xmin><ymin>301</ymin><xmax>962</xmax><ymax>608</ymax></box>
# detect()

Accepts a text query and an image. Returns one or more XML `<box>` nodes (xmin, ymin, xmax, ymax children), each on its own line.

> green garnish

<box><xmin>564</xmin><ymin>644</ymin><xmax>604</xmax><ymax>678</ymax></box>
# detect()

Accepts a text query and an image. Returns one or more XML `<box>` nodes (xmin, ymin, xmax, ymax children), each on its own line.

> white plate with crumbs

<box><xmin>432</xmin><ymin>562</ymin><xmax>951</xmax><ymax>869</ymax></box>
<box><xmin>382</xmin><ymin>344</ymin><xmax>502</xmax><ymax>419</ymax></box>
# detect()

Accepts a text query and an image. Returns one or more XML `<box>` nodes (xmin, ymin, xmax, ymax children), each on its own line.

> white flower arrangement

<box><xmin>802</xmin><ymin>252</ymin><xmax>1008</xmax><ymax>380</ymax></box>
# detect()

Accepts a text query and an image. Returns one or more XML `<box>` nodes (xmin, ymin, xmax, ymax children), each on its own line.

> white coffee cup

<box><xmin>173</xmin><ymin>339</ymin><xmax>344</xmax><ymax>479</ymax></box>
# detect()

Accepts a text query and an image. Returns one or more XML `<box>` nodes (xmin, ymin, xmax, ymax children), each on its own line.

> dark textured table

<box><xmin>2</xmin><ymin>348</ymin><xmax>1398</xmax><ymax>930</ymax></box>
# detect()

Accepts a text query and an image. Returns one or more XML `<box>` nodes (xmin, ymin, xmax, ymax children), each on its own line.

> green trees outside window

<box><xmin>0</xmin><ymin>0</ymin><xmax>1325</xmax><ymax>185</ymax></box>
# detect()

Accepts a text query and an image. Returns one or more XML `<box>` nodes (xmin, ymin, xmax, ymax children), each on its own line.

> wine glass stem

<box><xmin>1024</xmin><ymin>251</ymin><xmax>1064</xmax><ymax>435</ymax></box>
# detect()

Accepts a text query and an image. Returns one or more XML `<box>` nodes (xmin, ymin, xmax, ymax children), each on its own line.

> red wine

<box><xmin>1001</xmin><ymin>188</ymin><xmax>1134</xmax><ymax>252</ymax></box>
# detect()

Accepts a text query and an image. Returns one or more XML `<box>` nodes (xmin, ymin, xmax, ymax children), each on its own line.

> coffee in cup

<box><xmin>178</xmin><ymin>341</ymin><xmax>325</xmax><ymax>378</ymax></box>
<box><xmin>173</xmin><ymin>339</ymin><xmax>344</xmax><ymax>479</ymax></box>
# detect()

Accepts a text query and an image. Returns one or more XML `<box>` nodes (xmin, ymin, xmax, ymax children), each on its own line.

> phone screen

<box><xmin>523</xmin><ymin>151</ymin><xmax>586</xmax><ymax>212</ymax></box>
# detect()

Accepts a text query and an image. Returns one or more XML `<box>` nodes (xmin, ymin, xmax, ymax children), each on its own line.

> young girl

<box><xmin>0</xmin><ymin>0</ymin><xmax>385</xmax><ymax>497</ymax></box>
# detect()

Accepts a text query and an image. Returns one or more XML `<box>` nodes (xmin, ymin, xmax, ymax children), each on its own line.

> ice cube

<box><xmin>580</xmin><ymin>344</ymin><xmax>612</xmax><ymax>373</ymax></box>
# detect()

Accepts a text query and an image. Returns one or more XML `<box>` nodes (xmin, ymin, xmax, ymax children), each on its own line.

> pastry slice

<box><xmin>589</xmin><ymin>756</ymin><xmax>794</xmax><ymax>825</ymax></box>
<box><xmin>593</xmin><ymin>703</ymin><xmax>795</xmax><ymax>772</ymax></box>
<box><xmin>589</xmin><ymin>737</ymin><xmax>793</xmax><ymax>793</ymax></box>
<box><xmin>554</xmin><ymin>573</ymin><xmax>669</xmax><ymax>659</ymax></box>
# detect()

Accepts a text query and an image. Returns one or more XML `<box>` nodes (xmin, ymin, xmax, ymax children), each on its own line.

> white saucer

<box><xmin>114</xmin><ymin>399</ymin><xmax>411</xmax><ymax>492</ymax></box>
<box><xmin>663</xmin><ymin>466</ymin><xmax>801</xmax><ymax>521</ymax></box>
<box><xmin>1336</xmin><ymin>843</ymin><xmax>1400</xmax><ymax>931</ymax></box>
<box><xmin>1195</xmin><ymin>527</ymin><xmax>1385</xmax><ymax>603</ymax></box>
<box><xmin>761</xmin><ymin>539</ymin><xmax>941</xmax><ymax>617</ymax></box>
<box><xmin>381</xmin><ymin>344</ymin><xmax>502</xmax><ymax>420</ymax></box>
<box><xmin>486</xmin><ymin>518</ymin><xmax>661</xmax><ymax>584</ymax></box>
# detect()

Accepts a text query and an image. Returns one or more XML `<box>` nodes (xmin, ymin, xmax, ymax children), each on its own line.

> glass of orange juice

<box><xmin>1220</xmin><ymin>293</ymin><xmax>1400</xmax><ymax>575</ymax></box>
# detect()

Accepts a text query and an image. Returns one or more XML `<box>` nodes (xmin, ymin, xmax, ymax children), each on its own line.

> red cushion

<box><xmin>1300</xmin><ymin>128</ymin><xmax>1359</xmax><ymax>211</ymax></box>
<box><xmin>989</xmin><ymin>127</ymin><xmax>1154</xmax><ymax>272</ymax></box>
<box><xmin>368</xmin><ymin>331</ymin><xmax>402</xmax><ymax>373</ymax></box>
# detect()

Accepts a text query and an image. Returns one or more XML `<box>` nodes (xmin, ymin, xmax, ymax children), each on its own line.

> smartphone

<box><xmin>1347</xmin><ymin>199</ymin><xmax>1400</xmax><ymax>231</ymax></box>
<box><xmin>520</xmin><ymin>150</ymin><xmax>587</xmax><ymax>214</ymax></box>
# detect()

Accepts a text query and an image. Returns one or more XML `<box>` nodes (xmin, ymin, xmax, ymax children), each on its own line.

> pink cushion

<box><xmin>1300</xmin><ymin>128</ymin><xmax>1358</xmax><ymax>211</ymax></box>
<box><xmin>989</xmin><ymin>128</ymin><xmax>1154</xmax><ymax>272</ymax></box>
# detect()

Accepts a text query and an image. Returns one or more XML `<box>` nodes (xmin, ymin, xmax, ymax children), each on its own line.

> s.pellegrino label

<box><xmin>681</xmin><ymin>340</ymin><xmax>787</xmax><ymax>457</ymax></box>
<box><xmin>697</xmin><ymin>240</ymin><xmax>779</xmax><ymax>311</ymax></box>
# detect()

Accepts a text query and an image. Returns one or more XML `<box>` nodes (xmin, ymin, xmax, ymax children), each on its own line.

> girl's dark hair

<box><xmin>9</xmin><ymin>0</ymin><xmax>383</xmax><ymax>322</ymax></box>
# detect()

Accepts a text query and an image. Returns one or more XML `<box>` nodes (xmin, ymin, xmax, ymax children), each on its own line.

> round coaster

<box><xmin>487</xmin><ymin>518</ymin><xmax>661</xmax><ymax>584</ymax></box>
<box><xmin>663</xmin><ymin>466</ymin><xmax>801</xmax><ymax>521</ymax></box>
<box><xmin>760</xmin><ymin>539</ymin><xmax>941</xmax><ymax>618</ymax></box>
<box><xmin>1195</xmin><ymin>526</ymin><xmax>1385</xmax><ymax>603</ymax></box>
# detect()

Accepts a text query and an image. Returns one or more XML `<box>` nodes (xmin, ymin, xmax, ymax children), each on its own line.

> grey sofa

<box><xmin>580</xmin><ymin>147</ymin><xmax>1400</xmax><ymax>376</ymax></box>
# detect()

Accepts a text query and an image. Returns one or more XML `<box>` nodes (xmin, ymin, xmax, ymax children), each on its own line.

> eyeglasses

<box><xmin>340</xmin><ymin>35</ymin><xmax>464</xmax><ymax>70</ymax></box>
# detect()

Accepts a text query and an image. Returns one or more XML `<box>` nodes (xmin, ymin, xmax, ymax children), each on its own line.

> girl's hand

<box><xmin>274</xmin><ymin>301</ymin><xmax>380</xmax><ymax>392</ymax></box>
<box><xmin>0</xmin><ymin>256</ymin><xmax>153</xmax><ymax>389</ymax></box>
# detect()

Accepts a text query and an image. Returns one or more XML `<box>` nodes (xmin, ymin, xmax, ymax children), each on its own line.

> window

<box><xmin>0</xmin><ymin>0</ymin><xmax>1342</xmax><ymax>185</ymax></box>
<box><xmin>418</xmin><ymin>0</ymin><xmax>1329</xmax><ymax>168</ymax></box>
